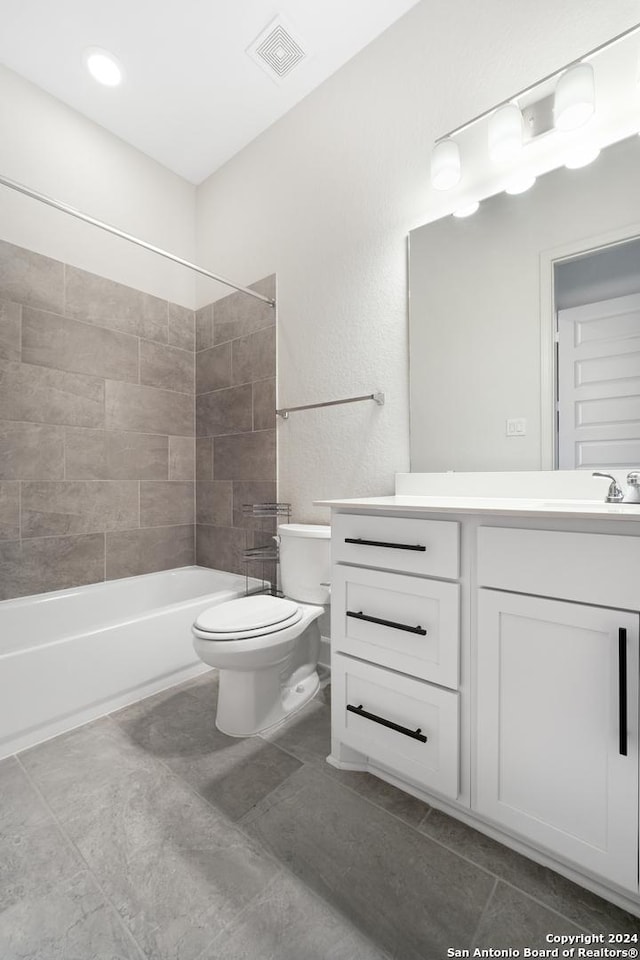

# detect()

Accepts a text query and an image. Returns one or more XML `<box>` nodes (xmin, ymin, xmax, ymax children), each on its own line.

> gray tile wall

<box><xmin>0</xmin><ymin>239</ymin><xmax>196</xmax><ymax>600</ymax></box>
<box><xmin>195</xmin><ymin>276</ymin><xmax>277</xmax><ymax>577</ymax></box>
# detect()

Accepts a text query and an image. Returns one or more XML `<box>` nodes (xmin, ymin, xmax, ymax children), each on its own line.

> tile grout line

<box><xmin>488</xmin><ymin>876</ymin><xmax>594</xmax><ymax>935</ymax></box>
<box><xmin>256</xmin><ymin>723</ymin><xmax>600</xmax><ymax>935</ymax></box>
<box><xmin>14</xmin><ymin>753</ymin><xmax>148</xmax><ymax>960</ymax></box>
<box><xmin>468</xmin><ymin>876</ymin><xmax>499</xmax><ymax>952</ymax></box>
<box><xmin>337</xmin><ymin>775</ymin><xmax>597</xmax><ymax>933</ymax></box>
<box><xmin>99</xmin><ymin>711</ymin><xmax>299</xmax><ymax>933</ymax></box>
<box><xmin>0</xmin><ymin>415</ymin><xmax>265</xmax><ymax>440</ymax></box>
<box><xmin>189</xmin><ymin>871</ymin><xmax>285</xmax><ymax>960</ymax></box>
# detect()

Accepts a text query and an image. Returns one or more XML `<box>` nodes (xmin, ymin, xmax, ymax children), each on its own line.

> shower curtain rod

<box><xmin>0</xmin><ymin>173</ymin><xmax>276</xmax><ymax>307</ymax></box>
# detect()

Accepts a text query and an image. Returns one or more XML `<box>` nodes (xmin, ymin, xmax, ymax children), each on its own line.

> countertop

<box><xmin>314</xmin><ymin>494</ymin><xmax>640</xmax><ymax>521</ymax></box>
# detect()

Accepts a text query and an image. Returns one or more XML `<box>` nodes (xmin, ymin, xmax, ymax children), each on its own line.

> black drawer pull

<box><xmin>347</xmin><ymin>703</ymin><xmax>427</xmax><ymax>742</ymax></box>
<box><xmin>347</xmin><ymin>610</ymin><xmax>427</xmax><ymax>636</ymax></box>
<box><xmin>344</xmin><ymin>537</ymin><xmax>426</xmax><ymax>552</ymax></box>
<box><xmin>619</xmin><ymin>627</ymin><xmax>628</xmax><ymax>757</ymax></box>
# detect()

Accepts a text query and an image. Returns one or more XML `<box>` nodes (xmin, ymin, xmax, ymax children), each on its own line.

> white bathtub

<box><xmin>0</xmin><ymin>566</ymin><xmax>255</xmax><ymax>759</ymax></box>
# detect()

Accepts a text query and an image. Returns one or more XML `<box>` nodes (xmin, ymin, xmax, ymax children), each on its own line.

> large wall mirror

<box><xmin>409</xmin><ymin>133</ymin><xmax>640</xmax><ymax>472</ymax></box>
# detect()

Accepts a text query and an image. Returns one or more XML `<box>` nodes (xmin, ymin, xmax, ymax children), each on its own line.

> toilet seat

<box><xmin>194</xmin><ymin>595</ymin><xmax>302</xmax><ymax>641</ymax></box>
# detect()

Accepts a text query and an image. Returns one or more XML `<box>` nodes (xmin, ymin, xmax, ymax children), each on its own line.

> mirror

<box><xmin>409</xmin><ymin>133</ymin><xmax>640</xmax><ymax>472</ymax></box>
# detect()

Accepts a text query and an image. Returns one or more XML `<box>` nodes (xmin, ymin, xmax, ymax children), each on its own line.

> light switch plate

<box><xmin>506</xmin><ymin>418</ymin><xmax>527</xmax><ymax>436</ymax></box>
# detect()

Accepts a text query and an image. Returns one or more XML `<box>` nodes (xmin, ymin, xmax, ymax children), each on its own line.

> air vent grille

<box><xmin>248</xmin><ymin>17</ymin><xmax>306</xmax><ymax>82</ymax></box>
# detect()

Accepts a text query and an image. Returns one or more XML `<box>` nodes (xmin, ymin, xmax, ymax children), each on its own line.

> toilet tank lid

<box><xmin>278</xmin><ymin>523</ymin><xmax>331</xmax><ymax>539</ymax></box>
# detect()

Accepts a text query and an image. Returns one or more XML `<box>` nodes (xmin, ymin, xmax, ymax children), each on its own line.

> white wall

<box><xmin>195</xmin><ymin>0</ymin><xmax>640</xmax><ymax>522</ymax></box>
<box><xmin>0</xmin><ymin>65</ymin><xmax>196</xmax><ymax>306</ymax></box>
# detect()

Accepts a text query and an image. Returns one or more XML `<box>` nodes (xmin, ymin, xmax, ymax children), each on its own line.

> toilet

<box><xmin>192</xmin><ymin>523</ymin><xmax>331</xmax><ymax>737</ymax></box>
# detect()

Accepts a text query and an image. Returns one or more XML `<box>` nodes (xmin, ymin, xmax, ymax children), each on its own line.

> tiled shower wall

<box><xmin>195</xmin><ymin>276</ymin><xmax>277</xmax><ymax>577</ymax></box>
<box><xmin>0</xmin><ymin>239</ymin><xmax>196</xmax><ymax>601</ymax></box>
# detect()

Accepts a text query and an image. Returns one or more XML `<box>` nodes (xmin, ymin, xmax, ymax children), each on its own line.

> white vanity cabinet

<box><xmin>475</xmin><ymin>525</ymin><xmax>640</xmax><ymax>892</ymax></box>
<box><xmin>322</xmin><ymin>497</ymin><xmax>640</xmax><ymax>917</ymax></box>
<box><xmin>476</xmin><ymin>589</ymin><xmax>639</xmax><ymax>891</ymax></box>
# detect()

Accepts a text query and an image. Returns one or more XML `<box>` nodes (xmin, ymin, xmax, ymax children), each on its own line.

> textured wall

<box><xmin>195</xmin><ymin>0</ymin><xmax>640</xmax><ymax>522</ymax></box>
<box><xmin>0</xmin><ymin>239</ymin><xmax>196</xmax><ymax>600</ymax></box>
<box><xmin>195</xmin><ymin>276</ymin><xmax>277</xmax><ymax>579</ymax></box>
<box><xmin>0</xmin><ymin>65</ymin><xmax>197</xmax><ymax>307</ymax></box>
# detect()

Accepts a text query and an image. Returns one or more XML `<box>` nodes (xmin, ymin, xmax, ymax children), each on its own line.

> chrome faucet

<box><xmin>623</xmin><ymin>471</ymin><xmax>640</xmax><ymax>503</ymax></box>
<box><xmin>592</xmin><ymin>471</ymin><xmax>640</xmax><ymax>503</ymax></box>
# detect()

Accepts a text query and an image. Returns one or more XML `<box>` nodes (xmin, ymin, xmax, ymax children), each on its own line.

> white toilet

<box><xmin>192</xmin><ymin>523</ymin><xmax>331</xmax><ymax>737</ymax></box>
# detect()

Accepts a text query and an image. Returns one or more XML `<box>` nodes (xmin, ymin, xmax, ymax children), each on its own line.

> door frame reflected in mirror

<box><xmin>540</xmin><ymin>221</ymin><xmax>640</xmax><ymax>469</ymax></box>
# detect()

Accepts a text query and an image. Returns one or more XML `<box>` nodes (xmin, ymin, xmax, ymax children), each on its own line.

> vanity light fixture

<box><xmin>505</xmin><ymin>173</ymin><xmax>536</xmax><ymax>195</ymax></box>
<box><xmin>554</xmin><ymin>62</ymin><xmax>595</xmax><ymax>131</ymax></box>
<box><xmin>488</xmin><ymin>103</ymin><xmax>523</xmax><ymax>162</ymax></box>
<box><xmin>427</xmin><ymin>23</ymin><xmax>640</xmax><ymax>214</ymax></box>
<box><xmin>453</xmin><ymin>201</ymin><xmax>480</xmax><ymax>218</ymax></box>
<box><xmin>564</xmin><ymin>143</ymin><xmax>601</xmax><ymax>169</ymax></box>
<box><xmin>430</xmin><ymin>138</ymin><xmax>461</xmax><ymax>190</ymax></box>
<box><xmin>84</xmin><ymin>47</ymin><xmax>124</xmax><ymax>87</ymax></box>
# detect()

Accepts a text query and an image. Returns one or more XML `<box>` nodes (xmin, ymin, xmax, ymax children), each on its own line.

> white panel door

<box><xmin>475</xmin><ymin>589</ymin><xmax>638</xmax><ymax>891</ymax></box>
<box><xmin>558</xmin><ymin>292</ymin><xmax>640</xmax><ymax>468</ymax></box>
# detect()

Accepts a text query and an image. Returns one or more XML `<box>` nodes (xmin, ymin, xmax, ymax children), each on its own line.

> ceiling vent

<box><xmin>247</xmin><ymin>16</ymin><xmax>306</xmax><ymax>83</ymax></box>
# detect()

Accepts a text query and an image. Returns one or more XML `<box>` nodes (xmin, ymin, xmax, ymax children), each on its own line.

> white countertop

<box><xmin>314</xmin><ymin>494</ymin><xmax>640</xmax><ymax>521</ymax></box>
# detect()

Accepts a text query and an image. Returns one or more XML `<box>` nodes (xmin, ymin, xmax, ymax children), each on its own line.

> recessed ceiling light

<box><xmin>84</xmin><ymin>47</ymin><xmax>123</xmax><ymax>87</ymax></box>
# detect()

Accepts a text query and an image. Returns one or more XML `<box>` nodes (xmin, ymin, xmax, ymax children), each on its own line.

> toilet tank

<box><xmin>278</xmin><ymin>523</ymin><xmax>331</xmax><ymax>604</ymax></box>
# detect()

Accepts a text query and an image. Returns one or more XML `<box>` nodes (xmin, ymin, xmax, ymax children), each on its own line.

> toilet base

<box><xmin>216</xmin><ymin>665</ymin><xmax>320</xmax><ymax>737</ymax></box>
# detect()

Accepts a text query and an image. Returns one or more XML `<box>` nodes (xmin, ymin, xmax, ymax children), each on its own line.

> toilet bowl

<box><xmin>192</xmin><ymin>523</ymin><xmax>330</xmax><ymax>736</ymax></box>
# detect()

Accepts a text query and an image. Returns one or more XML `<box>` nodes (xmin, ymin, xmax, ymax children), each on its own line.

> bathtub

<box><xmin>0</xmin><ymin>566</ymin><xmax>257</xmax><ymax>759</ymax></box>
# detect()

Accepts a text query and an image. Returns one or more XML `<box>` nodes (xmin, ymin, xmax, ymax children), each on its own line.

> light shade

<box><xmin>564</xmin><ymin>144</ymin><xmax>600</xmax><ymax>169</ymax></box>
<box><xmin>554</xmin><ymin>62</ymin><xmax>595</xmax><ymax>131</ymax></box>
<box><xmin>453</xmin><ymin>201</ymin><xmax>479</xmax><ymax>218</ymax></box>
<box><xmin>430</xmin><ymin>139</ymin><xmax>461</xmax><ymax>190</ymax></box>
<box><xmin>84</xmin><ymin>48</ymin><xmax>123</xmax><ymax>87</ymax></box>
<box><xmin>505</xmin><ymin>173</ymin><xmax>536</xmax><ymax>195</ymax></box>
<box><xmin>488</xmin><ymin>104</ymin><xmax>523</xmax><ymax>162</ymax></box>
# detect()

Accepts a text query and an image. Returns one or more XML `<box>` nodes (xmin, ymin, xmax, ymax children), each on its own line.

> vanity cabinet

<box><xmin>476</xmin><ymin>589</ymin><xmax>639</xmax><ymax>891</ymax></box>
<box><xmin>323</xmin><ymin>499</ymin><xmax>640</xmax><ymax>917</ymax></box>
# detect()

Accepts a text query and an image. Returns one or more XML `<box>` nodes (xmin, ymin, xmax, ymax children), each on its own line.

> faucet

<box><xmin>592</xmin><ymin>471</ymin><xmax>640</xmax><ymax>503</ymax></box>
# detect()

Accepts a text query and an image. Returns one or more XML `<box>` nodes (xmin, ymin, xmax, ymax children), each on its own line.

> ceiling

<box><xmin>0</xmin><ymin>0</ymin><xmax>422</xmax><ymax>184</ymax></box>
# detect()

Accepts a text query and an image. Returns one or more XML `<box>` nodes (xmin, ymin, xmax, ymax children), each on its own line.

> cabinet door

<box><xmin>476</xmin><ymin>590</ymin><xmax>639</xmax><ymax>892</ymax></box>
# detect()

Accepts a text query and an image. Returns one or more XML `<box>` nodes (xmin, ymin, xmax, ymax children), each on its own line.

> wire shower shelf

<box><xmin>242</xmin><ymin>502</ymin><xmax>291</xmax><ymax>596</ymax></box>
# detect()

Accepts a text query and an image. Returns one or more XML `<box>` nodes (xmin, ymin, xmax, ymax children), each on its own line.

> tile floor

<box><xmin>1</xmin><ymin>670</ymin><xmax>638</xmax><ymax>959</ymax></box>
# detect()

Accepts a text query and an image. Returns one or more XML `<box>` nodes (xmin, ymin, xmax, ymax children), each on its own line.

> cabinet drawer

<box><xmin>332</xmin><ymin>566</ymin><xmax>459</xmax><ymax>688</ymax></box>
<box><xmin>477</xmin><ymin>526</ymin><xmax>640</xmax><ymax>609</ymax></box>
<box><xmin>332</xmin><ymin>654</ymin><xmax>459</xmax><ymax>799</ymax></box>
<box><xmin>332</xmin><ymin>513</ymin><xmax>459</xmax><ymax>578</ymax></box>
